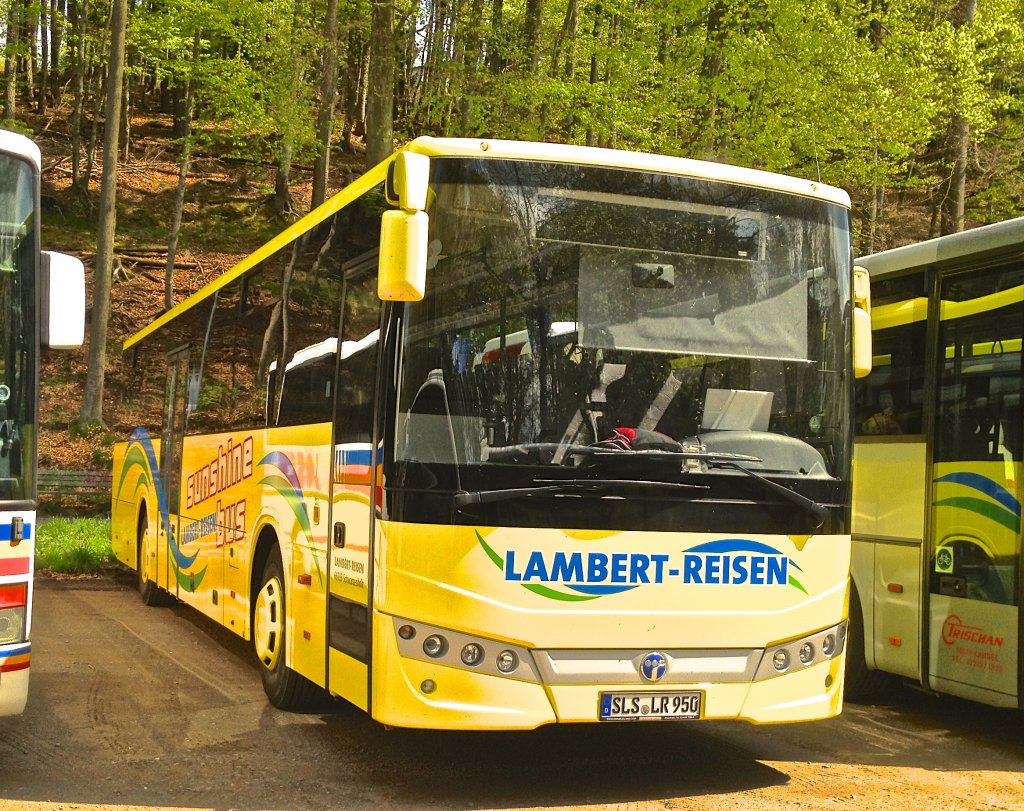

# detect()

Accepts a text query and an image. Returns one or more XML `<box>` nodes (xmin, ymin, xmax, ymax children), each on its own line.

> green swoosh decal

<box><xmin>175</xmin><ymin>563</ymin><xmax>208</xmax><ymax>592</ymax></box>
<box><xmin>475</xmin><ymin>530</ymin><xmax>600</xmax><ymax>602</ymax></box>
<box><xmin>934</xmin><ymin>496</ymin><xmax>1021</xmax><ymax>532</ymax></box>
<box><xmin>259</xmin><ymin>473</ymin><xmax>324</xmax><ymax>586</ymax></box>
<box><xmin>115</xmin><ymin>446</ymin><xmax>152</xmax><ymax>498</ymax></box>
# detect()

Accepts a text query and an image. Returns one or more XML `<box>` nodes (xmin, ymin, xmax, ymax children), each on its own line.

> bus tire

<box><xmin>253</xmin><ymin>550</ymin><xmax>322</xmax><ymax>711</ymax></box>
<box><xmin>844</xmin><ymin>585</ymin><xmax>889</xmax><ymax>702</ymax></box>
<box><xmin>138</xmin><ymin>510</ymin><xmax>169</xmax><ymax>607</ymax></box>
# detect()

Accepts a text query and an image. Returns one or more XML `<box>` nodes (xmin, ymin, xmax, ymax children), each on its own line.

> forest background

<box><xmin>1</xmin><ymin>0</ymin><xmax>1023</xmax><ymax>471</ymax></box>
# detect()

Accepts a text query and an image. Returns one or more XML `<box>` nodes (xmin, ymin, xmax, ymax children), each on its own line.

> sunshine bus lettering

<box><xmin>187</xmin><ymin>436</ymin><xmax>255</xmax><ymax>509</ymax></box>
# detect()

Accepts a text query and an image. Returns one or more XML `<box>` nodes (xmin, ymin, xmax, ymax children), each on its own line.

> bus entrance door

<box><xmin>160</xmin><ymin>349</ymin><xmax>189</xmax><ymax>600</ymax></box>
<box><xmin>928</xmin><ymin>269</ymin><xmax>1022</xmax><ymax>707</ymax></box>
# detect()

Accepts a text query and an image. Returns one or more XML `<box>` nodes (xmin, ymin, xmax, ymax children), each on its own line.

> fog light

<box><xmin>461</xmin><ymin>643</ymin><xmax>484</xmax><ymax>666</ymax></box>
<box><xmin>423</xmin><ymin>634</ymin><xmax>448</xmax><ymax>658</ymax></box>
<box><xmin>773</xmin><ymin>649</ymin><xmax>790</xmax><ymax>671</ymax></box>
<box><xmin>0</xmin><ymin>607</ymin><xmax>25</xmax><ymax>645</ymax></box>
<box><xmin>496</xmin><ymin>649</ymin><xmax>519</xmax><ymax>673</ymax></box>
<box><xmin>822</xmin><ymin>633</ymin><xmax>836</xmax><ymax>657</ymax></box>
<box><xmin>398</xmin><ymin>624</ymin><xmax>416</xmax><ymax>640</ymax></box>
<box><xmin>799</xmin><ymin>642</ymin><xmax>815</xmax><ymax>664</ymax></box>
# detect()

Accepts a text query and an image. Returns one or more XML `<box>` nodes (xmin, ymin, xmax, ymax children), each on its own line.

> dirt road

<box><xmin>1</xmin><ymin>577</ymin><xmax>1022</xmax><ymax>811</ymax></box>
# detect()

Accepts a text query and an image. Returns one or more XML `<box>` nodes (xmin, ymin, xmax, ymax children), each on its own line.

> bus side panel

<box><xmin>173</xmin><ymin>425</ymin><xmax>332</xmax><ymax>678</ymax></box>
<box><xmin>277</xmin><ymin>425</ymin><xmax>331</xmax><ymax>689</ymax></box>
<box><xmin>110</xmin><ymin>436</ymin><xmax>162</xmax><ymax>573</ymax></box>
<box><xmin>0</xmin><ymin>507</ymin><xmax>33</xmax><ymax>716</ymax></box>
<box><xmin>853</xmin><ymin>439</ymin><xmax>927</xmax><ymax>678</ymax></box>
<box><xmin>327</xmin><ymin>440</ymin><xmax>375</xmax><ymax>707</ymax></box>
<box><xmin>872</xmin><ymin>543</ymin><xmax>922</xmax><ymax>679</ymax></box>
<box><xmin>175</xmin><ymin>434</ymin><xmax>228</xmax><ymax>625</ymax></box>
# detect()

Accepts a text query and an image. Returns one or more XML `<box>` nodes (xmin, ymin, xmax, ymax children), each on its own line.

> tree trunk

<box><xmin>4</xmin><ymin>0</ymin><xmax>20</xmax><ymax>120</ymax></box>
<box><xmin>37</xmin><ymin>0</ymin><xmax>48</xmax><ymax>113</ymax></box>
<box><xmin>69</xmin><ymin>0</ymin><xmax>88</xmax><ymax>193</ymax></box>
<box><xmin>84</xmin><ymin>16</ymin><xmax>112</xmax><ymax>197</ymax></box>
<box><xmin>312</xmin><ymin>0</ymin><xmax>341</xmax><ymax>208</ymax></box>
<box><xmin>274</xmin><ymin>142</ymin><xmax>294</xmax><ymax>217</ymax></box>
<box><xmin>366</xmin><ymin>0</ymin><xmax>395</xmax><ymax>166</ymax></box>
<box><xmin>340</xmin><ymin>28</ymin><xmax>365</xmax><ymax>153</ymax></box>
<box><xmin>79</xmin><ymin>0</ymin><xmax>128</xmax><ymax>426</ymax></box>
<box><xmin>939</xmin><ymin>0</ymin><xmax>978</xmax><ymax>235</ymax></box>
<box><xmin>165</xmin><ymin>32</ymin><xmax>199</xmax><ymax>310</ymax></box>
<box><xmin>50</xmin><ymin>0</ymin><xmax>64</xmax><ymax>103</ymax></box>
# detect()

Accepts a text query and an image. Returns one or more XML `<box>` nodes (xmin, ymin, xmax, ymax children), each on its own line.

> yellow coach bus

<box><xmin>111</xmin><ymin>138</ymin><xmax>870</xmax><ymax>729</ymax></box>
<box><xmin>850</xmin><ymin>217</ymin><xmax>1024</xmax><ymax>708</ymax></box>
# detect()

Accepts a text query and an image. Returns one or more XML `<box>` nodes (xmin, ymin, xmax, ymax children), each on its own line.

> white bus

<box><xmin>850</xmin><ymin>217</ymin><xmax>1024</xmax><ymax>708</ymax></box>
<box><xmin>0</xmin><ymin>130</ymin><xmax>84</xmax><ymax>715</ymax></box>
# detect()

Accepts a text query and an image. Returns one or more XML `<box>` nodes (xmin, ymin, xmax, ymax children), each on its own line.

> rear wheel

<box><xmin>253</xmin><ymin>550</ymin><xmax>323</xmax><ymax>711</ymax></box>
<box><xmin>844</xmin><ymin>585</ymin><xmax>890</xmax><ymax>702</ymax></box>
<box><xmin>138</xmin><ymin>511</ymin><xmax>168</xmax><ymax>606</ymax></box>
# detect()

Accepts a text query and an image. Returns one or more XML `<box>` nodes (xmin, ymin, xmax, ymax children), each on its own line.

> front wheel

<box><xmin>253</xmin><ymin>550</ymin><xmax>323</xmax><ymax>711</ymax></box>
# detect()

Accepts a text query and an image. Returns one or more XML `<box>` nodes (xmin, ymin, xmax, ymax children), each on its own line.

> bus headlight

<box><xmin>423</xmin><ymin>634</ymin><xmax>448</xmax><ymax>658</ymax></box>
<box><xmin>756</xmin><ymin>621</ymin><xmax>847</xmax><ymax>681</ymax></box>
<box><xmin>393</xmin><ymin>617</ymin><xmax>538</xmax><ymax>681</ymax></box>
<box><xmin>496</xmin><ymin>650</ymin><xmax>519</xmax><ymax>673</ymax></box>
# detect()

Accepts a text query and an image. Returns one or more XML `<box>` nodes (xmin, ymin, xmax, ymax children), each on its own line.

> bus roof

<box><xmin>856</xmin><ymin>216</ymin><xmax>1024</xmax><ymax>279</ymax></box>
<box><xmin>124</xmin><ymin>137</ymin><xmax>850</xmax><ymax>350</ymax></box>
<box><xmin>0</xmin><ymin>130</ymin><xmax>41</xmax><ymax>171</ymax></box>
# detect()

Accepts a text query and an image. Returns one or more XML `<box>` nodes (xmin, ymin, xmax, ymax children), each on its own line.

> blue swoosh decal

<box><xmin>935</xmin><ymin>472</ymin><xmax>1021</xmax><ymax>517</ymax></box>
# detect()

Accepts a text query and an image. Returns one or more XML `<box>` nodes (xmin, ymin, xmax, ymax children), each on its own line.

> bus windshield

<box><xmin>392</xmin><ymin>158</ymin><xmax>852</xmax><ymax>530</ymax></box>
<box><xmin>0</xmin><ymin>154</ymin><xmax>36</xmax><ymax>501</ymax></box>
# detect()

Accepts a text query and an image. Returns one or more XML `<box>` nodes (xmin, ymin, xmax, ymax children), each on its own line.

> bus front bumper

<box><xmin>371</xmin><ymin>615</ymin><xmax>847</xmax><ymax>730</ymax></box>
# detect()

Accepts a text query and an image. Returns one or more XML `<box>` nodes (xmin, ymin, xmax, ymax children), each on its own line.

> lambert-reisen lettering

<box><xmin>504</xmin><ymin>549</ymin><xmax>789</xmax><ymax>586</ymax></box>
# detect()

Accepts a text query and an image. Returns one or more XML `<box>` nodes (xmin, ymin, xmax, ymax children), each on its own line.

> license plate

<box><xmin>599</xmin><ymin>691</ymin><xmax>703</xmax><ymax>721</ymax></box>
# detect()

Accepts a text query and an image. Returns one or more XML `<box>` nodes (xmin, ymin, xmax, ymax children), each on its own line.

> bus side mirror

<box><xmin>41</xmin><ymin>250</ymin><xmax>85</xmax><ymax>349</ymax></box>
<box><xmin>379</xmin><ymin>210</ymin><xmax>428</xmax><ymax>301</ymax></box>
<box><xmin>385</xmin><ymin>152</ymin><xmax>430</xmax><ymax>212</ymax></box>
<box><xmin>380</xmin><ymin>152</ymin><xmax>430</xmax><ymax>302</ymax></box>
<box><xmin>853</xmin><ymin>265</ymin><xmax>871</xmax><ymax>378</ymax></box>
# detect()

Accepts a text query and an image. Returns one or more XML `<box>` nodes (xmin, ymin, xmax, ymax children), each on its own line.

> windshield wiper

<box><xmin>707</xmin><ymin>460</ymin><xmax>829</xmax><ymax>526</ymax></box>
<box><xmin>453</xmin><ymin>478</ymin><xmax>707</xmax><ymax>508</ymax></box>
<box><xmin>567</xmin><ymin>446</ymin><xmax>763</xmax><ymax>464</ymax></box>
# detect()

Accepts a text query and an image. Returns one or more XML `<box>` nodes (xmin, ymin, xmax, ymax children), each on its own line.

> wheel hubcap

<box><xmin>254</xmin><ymin>576</ymin><xmax>284</xmax><ymax>670</ymax></box>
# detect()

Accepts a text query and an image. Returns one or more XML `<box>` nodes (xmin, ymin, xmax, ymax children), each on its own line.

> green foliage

<box><xmin>35</xmin><ymin>518</ymin><xmax>116</xmax><ymax>574</ymax></box>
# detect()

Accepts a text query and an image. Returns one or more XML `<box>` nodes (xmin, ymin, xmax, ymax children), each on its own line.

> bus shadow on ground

<box><xmin>319</xmin><ymin>709</ymin><xmax>789</xmax><ymax>809</ymax></box>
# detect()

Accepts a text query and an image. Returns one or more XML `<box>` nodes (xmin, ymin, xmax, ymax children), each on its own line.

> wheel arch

<box><xmin>249</xmin><ymin>522</ymin><xmax>281</xmax><ymax>636</ymax></box>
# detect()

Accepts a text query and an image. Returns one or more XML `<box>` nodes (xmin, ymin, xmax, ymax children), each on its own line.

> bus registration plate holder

<box><xmin>599</xmin><ymin>691</ymin><xmax>703</xmax><ymax>720</ymax></box>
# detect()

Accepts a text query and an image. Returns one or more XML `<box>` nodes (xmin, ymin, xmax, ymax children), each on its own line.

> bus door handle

<box><xmin>333</xmin><ymin>522</ymin><xmax>346</xmax><ymax>549</ymax></box>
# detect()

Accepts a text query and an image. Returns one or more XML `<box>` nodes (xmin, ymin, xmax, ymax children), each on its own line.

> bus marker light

<box><xmin>460</xmin><ymin>643</ymin><xmax>484</xmax><ymax>666</ymax></box>
<box><xmin>887</xmin><ymin>583</ymin><xmax>904</xmax><ymax>593</ymax></box>
<box><xmin>496</xmin><ymin>650</ymin><xmax>518</xmax><ymax>673</ymax></box>
<box><xmin>888</xmin><ymin>636</ymin><xmax>902</xmax><ymax>647</ymax></box>
<box><xmin>398</xmin><ymin>624</ymin><xmax>416</xmax><ymax>640</ymax></box>
<box><xmin>0</xmin><ymin>584</ymin><xmax>27</xmax><ymax>609</ymax></box>
<box><xmin>297</xmin><ymin>574</ymin><xmax>312</xmax><ymax>585</ymax></box>
<box><xmin>423</xmin><ymin>635</ymin><xmax>447</xmax><ymax>658</ymax></box>
<box><xmin>799</xmin><ymin>643</ymin><xmax>815</xmax><ymax>664</ymax></box>
<box><xmin>420</xmin><ymin>680</ymin><xmax>436</xmax><ymax>694</ymax></box>
<box><xmin>825</xmin><ymin>674</ymin><xmax>833</xmax><ymax>689</ymax></box>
